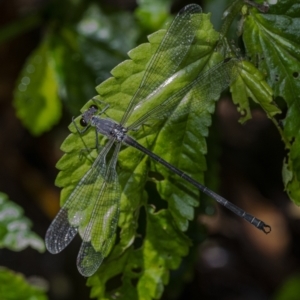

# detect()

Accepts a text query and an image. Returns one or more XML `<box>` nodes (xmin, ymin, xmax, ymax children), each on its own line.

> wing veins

<box><xmin>45</xmin><ymin>138</ymin><xmax>115</xmax><ymax>254</ymax></box>
<box><xmin>120</xmin><ymin>4</ymin><xmax>202</xmax><ymax>126</ymax></box>
<box><xmin>77</xmin><ymin>142</ymin><xmax>121</xmax><ymax>276</ymax></box>
<box><xmin>127</xmin><ymin>58</ymin><xmax>240</xmax><ymax>129</ymax></box>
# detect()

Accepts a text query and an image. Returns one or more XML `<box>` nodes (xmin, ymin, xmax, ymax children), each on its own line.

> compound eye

<box><xmin>90</xmin><ymin>104</ymin><xmax>98</xmax><ymax>110</ymax></box>
<box><xmin>80</xmin><ymin>118</ymin><xmax>87</xmax><ymax>127</ymax></box>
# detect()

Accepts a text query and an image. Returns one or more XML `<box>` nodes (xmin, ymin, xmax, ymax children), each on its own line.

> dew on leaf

<box><xmin>98</xmin><ymin>28</ymin><xmax>110</xmax><ymax>39</ymax></box>
<box><xmin>21</xmin><ymin>76</ymin><xmax>30</xmax><ymax>85</ymax></box>
<box><xmin>18</xmin><ymin>83</ymin><xmax>27</xmax><ymax>92</ymax></box>
<box><xmin>78</xmin><ymin>19</ymin><xmax>98</xmax><ymax>35</ymax></box>
<box><xmin>240</xmin><ymin>109</ymin><xmax>246</xmax><ymax>116</ymax></box>
<box><xmin>26</xmin><ymin>64</ymin><xmax>35</xmax><ymax>73</ymax></box>
<box><xmin>72</xmin><ymin>211</ymin><xmax>82</xmax><ymax>226</ymax></box>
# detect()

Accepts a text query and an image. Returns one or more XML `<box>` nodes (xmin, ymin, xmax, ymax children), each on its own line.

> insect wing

<box><xmin>128</xmin><ymin>58</ymin><xmax>240</xmax><ymax>128</ymax></box>
<box><xmin>120</xmin><ymin>4</ymin><xmax>202</xmax><ymax>126</ymax></box>
<box><xmin>76</xmin><ymin>143</ymin><xmax>121</xmax><ymax>276</ymax></box>
<box><xmin>187</xmin><ymin>58</ymin><xmax>240</xmax><ymax>115</ymax></box>
<box><xmin>45</xmin><ymin>140</ymin><xmax>114</xmax><ymax>254</ymax></box>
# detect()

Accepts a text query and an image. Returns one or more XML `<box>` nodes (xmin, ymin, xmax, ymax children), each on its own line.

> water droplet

<box><xmin>21</xmin><ymin>76</ymin><xmax>30</xmax><ymax>85</ymax></box>
<box><xmin>18</xmin><ymin>83</ymin><xmax>27</xmax><ymax>92</ymax></box>
<box><xmin>78</xmin><ymin>20</ymin><xmax>98</xmax><ymax>35</ymax></box>
<box><xmin>26</xmin><ymin>64</ymin><xmax>35</xmax><ymax>73</ymax></box>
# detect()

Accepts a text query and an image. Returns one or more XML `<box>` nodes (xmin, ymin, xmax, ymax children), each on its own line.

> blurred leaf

<box><xmin>231</xmin><ymin>60</ymin><xmax>280</xmax><ymax>123</ymax></box>
<box><xmin>0</xmin><ymin>192</ymin><xmax>45</xmax><ymax>252</ymax></box>
<box><xmin>13</xmin><ymin>36</ymin><xmax>62</xmax><ymax>136</ymax></box>
<box><xmin>0</xmin><ymin>267</ymin><xmax>48</xmax><ymax>300</ymax></box>
<box><xmin>13</xmin><ymin>3</ymin><xmax>139</xmax><ymax>133</ymax></box>
<box><xmin>48</xmin><ymin>27</ymin><xmax>98</xmax><ymax>115</ymax></box>
<box><xmin>135</xmin><ymin>0</ymin><xmax>172</xmax><ymax>31</ymax></box>
<box><xmin>242</xmin><ymin>0</ymin><xmax>300</xmax><ymax>203</ymax></box>
<box><xmin>50</xmin><ymin>4</ymin><xmax>139</xmax><ymax>114</ymax></box>
<box><xmin>274</xmin><ymin>274</ymin><xmax>300</xmax><ymax>300</ymax></box>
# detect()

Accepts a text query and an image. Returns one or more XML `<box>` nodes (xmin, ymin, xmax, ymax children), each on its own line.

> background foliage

<box><xmin>0</xmin><ymin>193</ymin><xmax>47</xmax><ymax>299</ymax></box>
<box><xmin>1</xmin><ymin>0</ymin><xmax>300</xmax><ymax>299</ymax></box>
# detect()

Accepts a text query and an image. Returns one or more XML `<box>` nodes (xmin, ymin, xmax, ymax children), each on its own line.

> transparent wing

<box><xmin>77</xmin><ymin>142</ymin><xmax>121</xmax><ymax>277</ymax></box>
<box><xmin>45</xmin><ymin>139</ymin><xmax>115</xmax><ymax>254</ymax></box>
<box><xmin>120</xmin><ymin>4</ymin><xmax>202</xmax><ymax>126</ymax></box>
<box><xmin>127</xmin><ymin>58</ymin><xmax>240</xmax><ymax>130</ymax></box>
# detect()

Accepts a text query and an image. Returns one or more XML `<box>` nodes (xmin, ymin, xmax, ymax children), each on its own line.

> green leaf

<box><xmin>243</xmin><ymin>0</ymin><xmax>300</xmax><ymax>136</ymax></box>
<box><xmin>274</xmin><ymin>274</ymin><xmax>300</xmax><ymax>300</ymax></box>
<box><xmin>55</xmin><ymin>8</ymin><xmax>233</xmax><ymax>295</ymax></box>
<box><xmin>13</xmin><ymin>3</ymin><xmax>139</xmax><ymax>133</ymax></box>
<box><xmin>87</xmin><ymin>208</ymin><xmax>190</xmax><ymax>300</ymax></box>
<box><xmin>242</xmin><ymin>0</ymin><xmax>300</xmax><ymax>203</ymax></box>
<box><xmin>13</xmin><ymin>36</ymin><xmax>62</xmax><ymax>136</ymax></box>
<box><xmin>0</xmin><ymin>192</ymin><xmax>45</xmax><ymax>252</ymax></box>
<box><xmin>48</xmin><ymin>27</ymin><xmax>98</xmax><ymax>115</ymax></box>
<box><xmin>231</xmin><ymin>60</ymin><xmax>281</xmax><ymax>123</ymax></box>
<box><xmin>0</xmin><ymin>267</ymin><xmax>48</xmax><ymax>300</ymax></box>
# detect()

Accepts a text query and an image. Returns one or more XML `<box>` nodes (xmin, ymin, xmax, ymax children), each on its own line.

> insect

<box><xmin>45</xmin><ymin>4</ymin><xmax>271</xmax><ymax>277</ymax></box>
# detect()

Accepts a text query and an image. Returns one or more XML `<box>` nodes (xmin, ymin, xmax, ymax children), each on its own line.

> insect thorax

<box><xmin>92</xmin><ymin>116</ymin><xmax>127</xmax><ymax>142</ymax></box>
<box><xmin>112</xmin><ymin>124</ymin><xmax>127</xmax><ymax>142</ymax></box>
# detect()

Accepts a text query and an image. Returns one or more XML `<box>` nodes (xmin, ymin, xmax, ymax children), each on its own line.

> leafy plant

<box><xmin>0</xmin><ymin>192</ymin><xmax>44</xmax><ymax>252</ymax></box>
<box><xmin>55</xmin><ymin>0</ymin><xmax>291</xmax><ymax>298</ymax></box>
<box><xmin>241</xmin><ymin>0</ymin><xmax>300</xmax><ymax>202</ymax></box>
<box><xmin>274</xmin><ymin>274</ymin><xmax>300</xmax><ymax>300</ymax></box>
<box><xmin>8</xmin><ymin>0</ymin><xmax>300</xmax><ymax>299</ymax></box>
<box><xmin>13</xmin><ymin>3</ymin><xmax>140</xmax><ymax>135</ymax></box>
<box><xmin>0</xmin><ymin>268</ymin><xmax>47</xmax><ymax>300</ymax></box>
<box><xmin>0</xmin><ymin>192</ymin><xmax>47</xmax><ymax>299</ymax></box>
